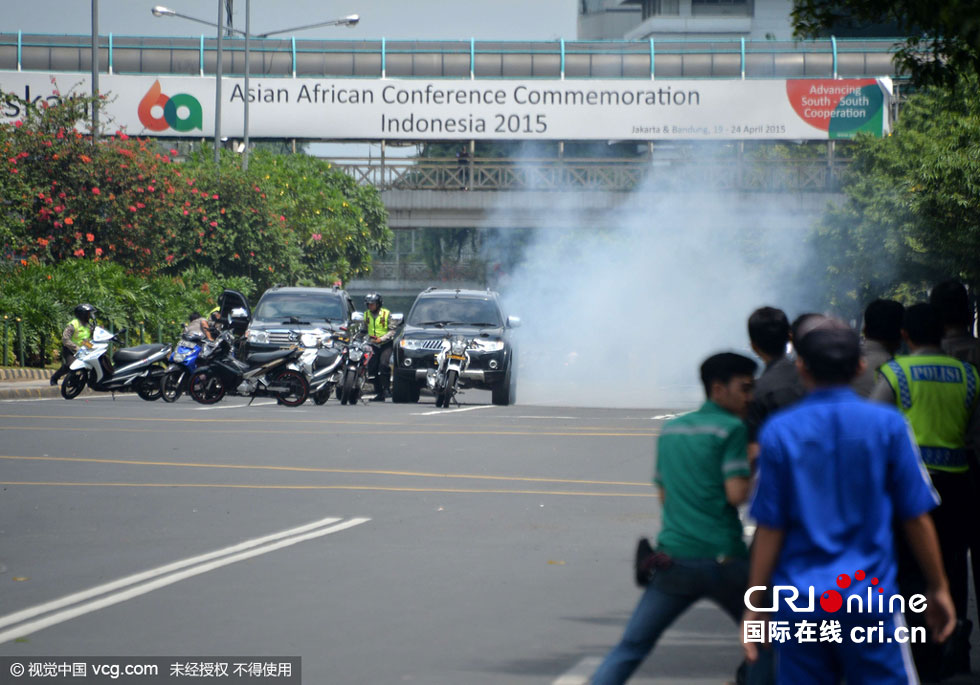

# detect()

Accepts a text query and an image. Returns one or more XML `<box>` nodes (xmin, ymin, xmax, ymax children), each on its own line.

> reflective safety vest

<box><xmin>879</xmin><ymin>355</ymin><xmax>978</xmax><ymax>473</ymax></box>
<box><xmin>69</xmin><ymin>318</ymin><xmax>91</xmax><ymax>347</ymax></box>
<box><xmin>366</xmin><ymin>308</ymin><xmax>390</xmax><ymax>339</ymax></box>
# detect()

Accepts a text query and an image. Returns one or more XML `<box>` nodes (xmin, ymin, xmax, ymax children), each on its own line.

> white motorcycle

<box><xmin>289</xmin><ymin>328</ymin><xmax>345</xmax><ymax>405</ymax></box>
<box><xmin>61</xmin><ymin>326</ymin><xmax>172</xmax><ymax>400</ymax></box>
<box><xmin>426</xmin><ymin>334</ymin><xmax>475</xmax><ymax>408</ymax></box>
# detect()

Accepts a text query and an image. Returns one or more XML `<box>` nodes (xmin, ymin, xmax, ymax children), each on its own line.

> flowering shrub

<box><xmin>0</xmin><ymin>89</ymin><xmax>392</xmax><ymax>294</ymax></box>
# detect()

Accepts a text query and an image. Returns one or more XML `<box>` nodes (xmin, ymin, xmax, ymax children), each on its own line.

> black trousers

<box><xmin>49</xmin><ymin>345</ymin><xmax>77</xmax><ymax>384</ymax></box>
<box><xmin>367</xmin><ymin>342</ymin><xmax>392</xmax><ymax>395</ymax></box>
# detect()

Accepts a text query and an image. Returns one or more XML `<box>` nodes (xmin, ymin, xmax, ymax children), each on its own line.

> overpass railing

<box><xmin>331</xmin><ymin>157</ymin><xmax>847</xmax><ymax>192</ymax></box>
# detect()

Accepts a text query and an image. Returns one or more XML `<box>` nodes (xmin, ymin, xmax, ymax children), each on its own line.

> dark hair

<box><xmin>930</xmin><ymin>279</ymin><xmax>971</xmax><ymax>329</ymax></box>
<box><xmin>863</xmin><ymin>299</ymin><xmax>904</xmax><ymax>349</ymax></box>
<box><xmin>796</xmin><ymin>316</ymin><xmax>861</xmax><ymax>385</ymax></box>
<box><xmin>188</xmin><ymin>312</ymin><xmax>202</xmax><ymax>322</ymax></box>
<box><xmin>790</xmin><ymin>313</ymin><xmax>822</xmax><ymax>343</ymax></box>
<box><xmin>700</xmin><ymin>353</ymin><xmax>757</xmax><ymax>396</ymax></box>
<box><xmin>903</xmin><ymin>303</ymin><xmax>944</xmax><ymax>347</ymax></box>
<box><xmin>748</xmin><ymin>307</ymin><xmax>790</xmax><ymax>358</ymax></box>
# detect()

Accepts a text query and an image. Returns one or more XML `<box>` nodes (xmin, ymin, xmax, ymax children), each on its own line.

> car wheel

<box><xmin>492</xmin><ymin>366</ymin><xmax>516</xmax><ymax>406</ymax></box>
<box><xmin>392</xmin><ymin>373</ymin><xmax>418</xmax><ymax>404</ymax></box>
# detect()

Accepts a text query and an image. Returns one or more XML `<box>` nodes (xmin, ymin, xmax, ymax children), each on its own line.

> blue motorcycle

<box><xmin>159</xmin><ymin>332</ymin><xmax>208</xmax><ymax>402</ymax></box>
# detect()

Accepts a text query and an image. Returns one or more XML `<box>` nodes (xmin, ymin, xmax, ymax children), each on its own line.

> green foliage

<box><xmin>792</xmin><ymin>0</ymin><xmax>980</xmax><ymax>86</ymax></box>
<box><xmin>805</xmin><ymin>75</ymin><xmax>980</xmax><ymax>319</ymax></box>
<box><xmin>0</xmin><ymin>87</ymin><xmax>392</xmax><ymax>335</ymax></box>
<box><xmin>0</xmin><ymin>260</ymin><xmax>255</xmax><ymax>366</ymax></box>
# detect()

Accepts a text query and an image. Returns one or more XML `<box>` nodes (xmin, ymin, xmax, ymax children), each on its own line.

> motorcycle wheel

<box><xmin>160</xmin><ymin>369</ymin><xmax>185</xmax><ymax>403</ymax></box>
<box><xmin>340</xmin><ymin>368</ymin><xmax>356</xmax><ymax>406</ymax></box>
<box><xmin>440</xmin><ymin>370</ymin><xmax>458</xmax><ymax>409</ymax></box>
<box><xmin>188</xmin><ymin>369</ymin><xmax>226</xmax><ymax>405</ymax></box>
<box><xmin>313</xmin><ymin>387</ymin><xmax>330</xmax><ymax>405</ymax></box>
<box><xmin>137</xmin><ymin>378</ymin><xmax>163</xmax><ymax>401</ymax></box>
<box><xmin>61</xmin><ymin>370</ymin><xmax>87</xmax><ymax>400</ymax></box>
<box><xmin>272</xmin><ymin>369</ymin><xmax>309</xmax><ymax>407</ymax></box>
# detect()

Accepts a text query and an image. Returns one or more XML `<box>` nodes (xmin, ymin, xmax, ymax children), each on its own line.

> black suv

<box><xmin>244</xmin><ymin>286</ymin><xmax>356</xmax><ymax>352</ymax></box>
<box><xmin>392</xmin><ymin>288</ymin><xmax>520</xmax><ymax>406</ymax></box>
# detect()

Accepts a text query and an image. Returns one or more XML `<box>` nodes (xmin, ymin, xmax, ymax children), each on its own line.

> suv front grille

<box><xmin>419</xmin><ymin>339</ymin><xmax>443</xmax><ymax>351</ymax></box>
<box><xmin>268</xmin><ymin>330</ymin><xmax>298</xmax><ymax>346</ymax></box>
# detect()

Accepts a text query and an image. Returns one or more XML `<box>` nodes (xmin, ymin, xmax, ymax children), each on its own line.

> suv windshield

<box><xmin>254</xmin><ymin>293</ymin><xmax>346</xmax><ymax>322</ymax></box>
<box><xmin>408</xmin><ymin>297</ymin><xmax>502</xmax><ymax>327</ymax></box>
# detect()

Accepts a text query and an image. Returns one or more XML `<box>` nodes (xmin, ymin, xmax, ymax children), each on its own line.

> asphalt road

<box><xmin>1</xmin><ymin>392</ymin><xmax>978</xmax><ymax>684</ymax></box>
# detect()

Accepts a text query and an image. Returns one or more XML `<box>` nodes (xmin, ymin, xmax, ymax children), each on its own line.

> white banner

<box><xmin>1</xmin><ymin>72</ymin><xmax>891</xmax><ymax>141</ymax></box>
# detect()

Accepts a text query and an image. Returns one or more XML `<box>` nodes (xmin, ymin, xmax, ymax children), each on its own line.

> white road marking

<box><xmin>513</xmin><ymin>416</ymin><xmax>577</xmax><ymax>420</ymax></box>
<box><xmin>553</xmin><ymin>656</ymin><xmax>602</xmax><ymax>685</ymax></box>
<box><xmin>0</xmin><ymin>516</ymin><xmax>368</xmax><ymax>643</ymax></box>
<box><xmin>413</xmin><ymin>405</ymin><xmax>495</xmax><ymax>416</ymax></box>
<box><xmin>194</xmin><ymin>400</ymin><xmax>279</xmax><ymax>410</ymax></box>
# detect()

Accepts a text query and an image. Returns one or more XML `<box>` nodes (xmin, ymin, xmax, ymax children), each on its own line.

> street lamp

<box><xmin>152</xmin><ymin>4</ymin><xmax>359</xmax><ymax>171</ymax></box>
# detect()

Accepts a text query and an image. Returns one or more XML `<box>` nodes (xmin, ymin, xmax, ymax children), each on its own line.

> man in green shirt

<box><xmin>592</xmin><ymin>352</ymin><xmax>757</xmax><ymax>684</ymax></box>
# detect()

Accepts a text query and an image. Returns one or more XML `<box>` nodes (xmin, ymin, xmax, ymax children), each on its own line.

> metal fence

<box><xmin>332</xmin><ymin>156</ymin><xmax>846</xmax><ymax>192</ymax></box>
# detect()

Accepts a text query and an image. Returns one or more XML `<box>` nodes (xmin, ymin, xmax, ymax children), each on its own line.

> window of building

<box><xmin>641</xmin><ymin>0</ymin><xmax>680</xmax><ymax>19</ymax></box>
<box><xmin>691</xmin><ymin>0</ymin><xmax>752</xmax><ymax>16</ymax></box>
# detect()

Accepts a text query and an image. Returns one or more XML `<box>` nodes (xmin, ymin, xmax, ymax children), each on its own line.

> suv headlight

<box><xmin>399</xmin><ymin>339</ymin><xmax>422</xmax><ymax>350</ymax></box>
<box><xmin>247</xmin><ymin>329</ymin><xmax>269</xmax><ymax>344</ymax></box>
<box><xmin>473</xmin><ymin>339</ymin><xmax>505</xmax><ymax>352</ymax></box>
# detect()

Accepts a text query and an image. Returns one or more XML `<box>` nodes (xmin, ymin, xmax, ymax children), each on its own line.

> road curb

<box><xmin>0</xmin><ymin>385</ymin><xmax>63</xmax><ymax>400</ymax></box>
<box><xmin>0</xmin><ymin>367</ymin><xmax>54</xmax><ymax>381</ymax></box>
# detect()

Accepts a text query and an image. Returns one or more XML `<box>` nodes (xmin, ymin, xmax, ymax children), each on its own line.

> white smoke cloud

<box><xmin>489</xmin><ymin>148</ymin><xmax>822</xmax><ymax>409</ymax></box>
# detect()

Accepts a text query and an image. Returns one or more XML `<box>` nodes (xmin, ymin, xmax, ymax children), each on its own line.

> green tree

<box><xmin>792</xmin><ymin>0</ymin><xmax>980</xmax><ymax>86</ymax></box>
<box><xmin>806</xmin><ymin>75</ymin><xmax>980</xmax><ymax>318</ymax></box>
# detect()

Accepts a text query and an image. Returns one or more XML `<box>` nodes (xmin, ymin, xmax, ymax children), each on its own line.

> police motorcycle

<box><xmin>427</xmin><ymin>334</ymin><xmax>475</xmax><ymax>408</ymax></box>
<box><xmin>288</xmin><ymin>328</ymin><xmax>345</xmax><ymax>405</ymax></box>
<box><xmin>338</xmin><ymin>313</ymin><xmax>372</xmax><ymax>406</ymax></box>
<box><xmin>186</xmin><ymin>309</ymin><xmax>309</xmax><ymax>407</ymax></box>
<box><xmin>159</xmin><ymin>332</ymin><xmax>210</xmax><ymax>403</ymax></box>
<box><xmin>60</xmin><ymin>325</ymin><xmax>171</xmax><ymax>401</ymax></box>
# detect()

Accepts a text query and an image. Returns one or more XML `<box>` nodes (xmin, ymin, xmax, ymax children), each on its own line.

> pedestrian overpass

<box><xmin>4</xmin><ymin>32</ymin><xmax>886</xmax><ymax>295</ymax></box>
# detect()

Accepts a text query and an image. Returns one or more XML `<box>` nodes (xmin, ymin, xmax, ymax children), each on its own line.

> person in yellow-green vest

<box><xmin>50</xmin><ymin>304</ymin><xmax>96</xmax><ymax>386</ymax></box>
<box><xmin>362</xmin><ymin>293</ymin><xmax>394</xmax><ymax>402</ymax></box>
<box><xmin>872</xmin><ymin>302</ymin><xmax>980</xmax><ymax>677</ymax></box>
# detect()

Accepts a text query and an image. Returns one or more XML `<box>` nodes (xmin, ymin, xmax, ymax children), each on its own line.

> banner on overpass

<box><xmin>1</xmin><ymin>72</ymin><xmax>891</xmax><ymax>141</ymax></box>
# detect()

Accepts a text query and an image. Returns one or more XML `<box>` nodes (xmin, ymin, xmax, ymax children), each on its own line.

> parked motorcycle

<box><xmin>159</xmin><ymin>332</ymin><xmax>210</xmax><ymax>403</ymax></box>
<box><xmin>187</xmin><ymin>329</ymin><xmax>309</xmax><ymax>406</ymax></box>
<box><xmin>290</xmin><ymin>328</ymin><xmax>344</xmax><ymax>405</ymax></box>
<box><xmin>338</xmin><ymin>328</ymin><xmax>372</xmax><ymax>406</ymax></box>
<box><xmin>427</xmin><ymin>334</ymin><xmax>474</xmax><ymax>408</ymax></box>
<box><xmin>60</xmin><ymin>326</ymin><xmax>171</xmax><ymax>401</ymax></box>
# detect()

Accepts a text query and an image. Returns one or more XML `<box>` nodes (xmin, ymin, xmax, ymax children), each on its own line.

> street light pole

<box><xmin>152</xmin><ymin>6</ymin><xmax>359</xmax><ymax>172</ymax></box>
<box><xmin>91</xmin><ymin>0</ymin><xmax>99</xmax><ymax>142</ymax></box>
<box><xmin>214</xmin><ymin>0</ymin><xmax>223</xmax><ymax>169</ymax></box>
<box><xmin>243</xmin><ymin>0</ymin><xmax>251</xmax><ymax>170</ymax></box>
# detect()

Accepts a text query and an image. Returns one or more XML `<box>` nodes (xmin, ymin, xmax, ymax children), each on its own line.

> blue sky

<box><xmin>5</xmin><ymin>0</ymin><xmax>578</xmax><ymax>41</ymax></box>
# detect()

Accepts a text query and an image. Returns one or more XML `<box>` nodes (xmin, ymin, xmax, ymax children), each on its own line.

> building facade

<box><xmin>578</xmin><ymin>0</ymin><xmax>795</xmax><ymax>41</ymax></box>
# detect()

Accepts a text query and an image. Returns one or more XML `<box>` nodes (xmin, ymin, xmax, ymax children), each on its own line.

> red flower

<box><xmin>91</xmin><ymin>187</ymin><xmax>101</xmax><ymax>195</ymax></box>
<box><xmin>86</xmin><ymin>233</ymin><xmax>95</xmax><ymax>242</ymax></box>
<box><xmin>37</xmin><ymin>237</ymin><xmax>49</xmax><ymax>247</ymax></box>
<box><xmin>73</xmin><ymin>248</ymin><xmax>84</xmax><ymax>257</ymax></box>
<box><xmin>79</xmin><ymin>154</ymin><xmax>91</xmax><ymax>164</ymax></box>
<box><xmin>212</xmin><ymin>194</ymin><xmax>219</xmax><ymax>200</ymax></box>
<box><xmin>209</xmin><ymin>221</ymin><xmax>218</xmax><ymax>227</ymax></box>
<box><xmin>65</xmin><ymin>217</ymin><xmax>74</xmax><ymax>225</ymax></box>
<box><xmin>95</xmin><ymin>247</ymin><xmax>103</xmax><ymax>256</ymax></box>
<box><xmin>169</xmin><ymin>149</ymin><xmax>178</xmax><ymax>156</ymax></box>
<box><xmin>165</xmin><ymin>254</ymin><xmax>175</xmax><ymax>263</ymax></box>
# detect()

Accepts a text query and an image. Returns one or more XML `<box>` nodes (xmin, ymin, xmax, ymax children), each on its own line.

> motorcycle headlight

<box><xmin>473</xmin><ymin>339</ymin><xmax>505</xmax><ymax>352</ymax></box>
<box><xmin>172</xmin><ymin>352</ymin><xmax>188</xmax><ymax>363</ymax></box>
<box><xmin>451</xmin><ymin>341</ymin><xmax>467</xmax><ymax>356</ymax></box>
<box><xmin>247</xmin><ymin>329</ymin><xmax>269</xmax><ymax>344</ymax></box>
<box><xmin>399</xmin><ymin>339</ymin><xmax>422</xmax><ymax>350</ymax></box>
<box><xmin>350</xmin><ymin>349</ymin><xmax>364</xmax><ymax>362</ymax></box>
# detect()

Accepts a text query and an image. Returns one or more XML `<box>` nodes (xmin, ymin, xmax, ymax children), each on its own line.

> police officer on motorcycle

<box><xmin>50</xmin><ymin>304</ymin><xmax>96</xmax><ymax>385</ymax></box>
<box><xmin>362</xmin><ymin>293</ymin><xmax>394</xmax><ymax>402</ymax></box>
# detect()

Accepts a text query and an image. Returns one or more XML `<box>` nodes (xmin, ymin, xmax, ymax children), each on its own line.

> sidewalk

<box><xmin>0</xmin><ymin>367</ymin><xmax>63</xmax><ymax>400</ymax></box>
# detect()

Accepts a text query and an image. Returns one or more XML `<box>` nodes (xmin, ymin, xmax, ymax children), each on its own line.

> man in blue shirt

<box><xmin>744</xmin><ymin>316</ymin><xmax>955</xmax><ymax>684</ymax></box>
